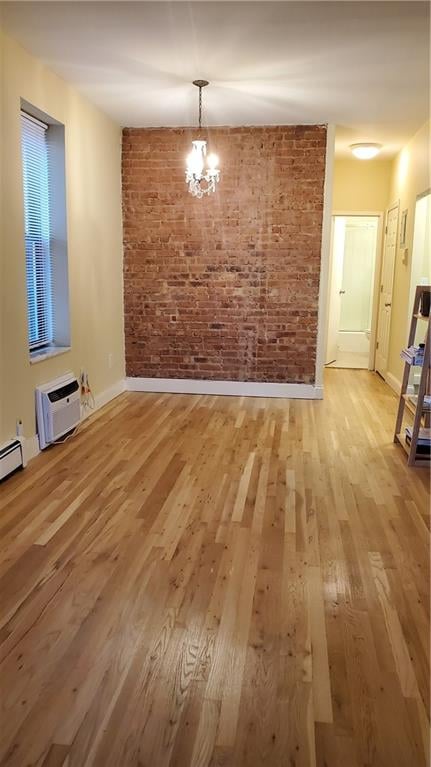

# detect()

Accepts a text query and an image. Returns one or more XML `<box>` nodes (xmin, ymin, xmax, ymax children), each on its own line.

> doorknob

<box><xmin>385</xmin><ymin>302</ymin><xmax>391</xmax><ymax>307</ymax></box>
<box><xmin>339</xmin><ymin>290</ymin><xmax>346</xmax><ymax>295</ymax></box>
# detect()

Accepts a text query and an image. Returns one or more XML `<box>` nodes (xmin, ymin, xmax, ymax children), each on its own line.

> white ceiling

<box><xmin>2</xmin><ymin>1</ymin><xmax>429</xmax><ymax>157</ymax></box>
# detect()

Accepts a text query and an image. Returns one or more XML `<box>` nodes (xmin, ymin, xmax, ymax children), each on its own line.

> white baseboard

<box><xmin>126</xmin><ymin>376</ymin><xmax>323</xmax><ymax>400</ymax></box>
<box><xmin>23</xmin><ymin>434</ymin><xmax>40</xmax><ymax>464</ymax></box>
<box><xmin>80</xmin><ymin>378</ymin><xmax>126</xmax><ymax>421</ymax></box>
<box><xmin>385</xmin><ymin>371</ymin><xmax>401</xmax><ymax>395</ymax></box>
<box><xmin>94</xmin><ymin>379</ymin><xmax>126</xmax><ymax>412</ymax></box>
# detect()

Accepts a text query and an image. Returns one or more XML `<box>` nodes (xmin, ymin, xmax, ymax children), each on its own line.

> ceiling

<box><xmin>2</xmin><ymin>1</ymin><xmax>429</xmax><ymax>157</ymax></box>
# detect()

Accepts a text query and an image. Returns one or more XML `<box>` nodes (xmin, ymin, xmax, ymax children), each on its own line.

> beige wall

<box><xmin>332</xmin><ymin>157</ymin><xmax>392</xmax><ymax>212</ymax></box>
<box><xmin>0</xmin><ymin>31</ymin><xmax>125</xmax><ymax>445</ymax></box>
<box><xmin>387</xmin><ymin>121</ymin><xmax>430</xmax><ymax>384</ymax></box>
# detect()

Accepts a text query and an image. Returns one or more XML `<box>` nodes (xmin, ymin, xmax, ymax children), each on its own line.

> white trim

<box><xmin>30</xmin><ymin>346</ymin><xmax>71</xmax><ymax>364</ymax></box>
<box><xmin>368</xmin><ymin>214</ymin><xmax>384</xmax><ymax>370</ymax></box>
<box><xmin>315</xmin><ymin>123</ymin><xmax>335</xmax><ymax>391</ymax></box>
<box><xmin>332</xmin><ymin>210</ymin><xmax>386</xmax><ymax>217</ymax></box>
<box><xmin>375</xmin><ymin>201</ymin><xmax>400</xmax><ymax>379</ymax></box>
<box><xmin>95</xmin><ymin>379</ymin><xmax>126</xmax><ymax>410</ymax></box>
<box><xmin>385</xmin><ymin>371</ymin><xmax>401</xmax><ymax>395</ymax></box>
<box><xmin>81</xmin><ymin>379</ymin><xmax>126</xmax><ymax>421</ymax></box>
<box><xmin>22</xmin><ymin>435</ymin><xmax>40</xmax><ymax>464</ymax></box>
<box><xmin>126</xmin><ymin>377</ymin><xmax>323</xmax><ymax>400</ymax></box>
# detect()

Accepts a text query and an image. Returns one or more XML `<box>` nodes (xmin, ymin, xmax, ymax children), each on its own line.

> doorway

<box><xmin>326</xmin><ymin>214</ymin><xmax>381</xmax><ymax>369</ymax></box>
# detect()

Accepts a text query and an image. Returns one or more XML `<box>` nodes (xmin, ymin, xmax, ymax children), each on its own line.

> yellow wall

<box><xmin>332</xmin><ymin>157</ymin><xmax>392</xmax><ymax>212</ymax></box>
<box><xmin>387</xmin><ymin>121</ymin><xmax>430</xmax><ymax>384</ymax></box>
<box><xmin>0</xmin><ymin>32</ymin><xmax>125</xmax><ymax>445</ymax></box>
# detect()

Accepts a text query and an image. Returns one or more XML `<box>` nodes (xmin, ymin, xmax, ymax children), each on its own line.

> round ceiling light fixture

<box><xmin>350</xmin><ymin>143</ymin><xmax>382</xmax><ymax>160</ymax></box>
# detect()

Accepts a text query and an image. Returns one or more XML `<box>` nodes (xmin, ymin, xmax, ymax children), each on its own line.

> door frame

<box><xmin>375</xmin><ymin>201</ymin><xmax>399</xmax><ymax>379</ymax></box>
<box><xmin>327</xmin><ymin>210</ymin><xmax>384</xmax><ymax>370</ymax></box>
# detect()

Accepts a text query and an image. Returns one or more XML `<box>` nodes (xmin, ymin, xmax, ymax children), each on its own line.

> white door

<box><xmin>375</xmin><ymin>204</ymin><xmax>399</xmax><ymax>377</ymax></box>
<box><xmin>326</xmin><ymin>217</ymin><xmax>346</xmax><ymax>364</ymax></box>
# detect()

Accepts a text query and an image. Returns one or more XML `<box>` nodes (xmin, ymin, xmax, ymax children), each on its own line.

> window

<box><xmin>20</xmin><ymin>104</ymin><xmax>70</xmax><ymax>359</ymax></box>
<box><xmin>21</xmin><ymin>112</ymin><xmax>53</xmax><ymax>350</ymax></box>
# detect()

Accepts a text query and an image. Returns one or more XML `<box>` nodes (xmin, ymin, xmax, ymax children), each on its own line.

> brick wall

<box><xmin>122</xmin><ymin>125</ymin><xmax>327</xmax><ymax>384</ymax></box>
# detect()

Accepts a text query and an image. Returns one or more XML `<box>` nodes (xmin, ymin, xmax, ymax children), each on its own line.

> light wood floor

<box><xmin>0</xmin><ymin>370</ymin><xmax>429</xmax><ymax>767</ymax></box>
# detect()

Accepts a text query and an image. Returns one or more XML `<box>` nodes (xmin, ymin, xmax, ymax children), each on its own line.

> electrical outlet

<box><xmin>79</xmin><ymin>369</ymin><xmax>86</xmax><ymax>399</ymax></box>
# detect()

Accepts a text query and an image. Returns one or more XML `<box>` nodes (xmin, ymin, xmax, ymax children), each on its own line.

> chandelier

<box><xmin>185</xmin><ymin>80</ymin><xmax>220</xmax><ymax>198</ymax></box>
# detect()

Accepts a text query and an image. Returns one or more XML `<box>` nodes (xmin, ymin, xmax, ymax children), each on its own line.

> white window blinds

<box><xmin>20</xmin><ymin>111</ymin><xmax>53</xmax><ymax>350</ymax></box>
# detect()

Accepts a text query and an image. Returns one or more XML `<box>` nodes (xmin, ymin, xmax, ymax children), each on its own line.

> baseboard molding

<box><xmin>385</xmin><ymin>371</ymin><xmax>402</xmax><ymax>395</ymax></box>
<box><xmin>80</xmin><ymin>378</ymin><xmax>126</xmax><ymax>421</ymax></box>
<box><xmin>126</xmin><ymin>376</ymin><xmax>324</xmax><ymax>400</ymax></box>
<box><xmin>94</xmin><ymin>378</ymin><xmax>126</xmax><ymax>412</ymax></box>
<box><xmin>22</xmin><ymin>434</ymin><xmax>40</xmax><ymax>464</ymax></box>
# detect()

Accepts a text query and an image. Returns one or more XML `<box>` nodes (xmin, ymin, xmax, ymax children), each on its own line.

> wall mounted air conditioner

<box><xmin>0</xmin><ymin>439</ymin><xmax>25</xmax><ymax>481</ymax></box>
<box><xmin>36</xmin><ymin>372</ymin><xmax>80</xmax><ymax>450</ymax></box>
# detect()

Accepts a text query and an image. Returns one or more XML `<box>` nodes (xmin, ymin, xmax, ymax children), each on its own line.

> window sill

<box><xmin>29</xmin><ymin>346</ymin><xmax>71</xmax><ymax>365</ymax></box>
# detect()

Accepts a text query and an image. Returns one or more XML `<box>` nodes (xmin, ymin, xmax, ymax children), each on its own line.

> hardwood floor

<box><xmin>0</xmin><ymin>369</ymin><xmax>429</xmax><ymax>767</ymax></box>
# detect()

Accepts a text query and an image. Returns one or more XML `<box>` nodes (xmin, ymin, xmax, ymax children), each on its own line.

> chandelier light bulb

<box><xmin>187</xmin><ymin>141</ymin><xmax>206</xmax><ymax>176</ymax></box>
<box><xmin>207</xmin><ymin>153</ymin><xmax>219</xmax><ymax>170</ymax></box>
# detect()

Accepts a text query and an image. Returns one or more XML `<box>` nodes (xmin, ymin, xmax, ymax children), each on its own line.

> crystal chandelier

<box><xmin>185</xmin><ymin>80</ymin><xmax>220</xmax><ymax>198</ymax></box>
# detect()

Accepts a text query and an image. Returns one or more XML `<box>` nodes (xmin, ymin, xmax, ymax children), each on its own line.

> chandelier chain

<box><xmin>199</xmin><ymin>85</ymin><xmax>202</xmax><ymax>129</ymax></box>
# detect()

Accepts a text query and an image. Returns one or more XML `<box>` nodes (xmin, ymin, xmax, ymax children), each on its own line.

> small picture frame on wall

<box><xmin>400</xmin><ymin>208</ymin><xmax>408</xmax><ymax>248</ymax></box>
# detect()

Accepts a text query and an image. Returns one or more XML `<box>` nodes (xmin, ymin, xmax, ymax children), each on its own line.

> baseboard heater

<box><xmin>0</xmin><ymin>439</ymin><xmax>25</xmax><ymax>481</ymax></box>
<box><xmin>36</xmin><ymin>372</ymin><xmax>80</xmax><ymax>450</ymax></box>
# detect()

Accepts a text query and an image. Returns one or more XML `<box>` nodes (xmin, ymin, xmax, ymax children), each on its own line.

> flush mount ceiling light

<box><xmin>350</xmin><ymin>142</ymin><xmax>382</xmax><ymax>160</ymax></box>
<box><xmin>185</xmin><ymin>80</ymin><xmax>220</xmax><ymax>198</ymax></box>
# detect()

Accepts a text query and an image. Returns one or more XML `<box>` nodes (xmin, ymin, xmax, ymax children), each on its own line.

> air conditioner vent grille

<box><xmin>48</xmin><ymin>379</ymin><xmax>79</xmax><ymax>402</ymax></box>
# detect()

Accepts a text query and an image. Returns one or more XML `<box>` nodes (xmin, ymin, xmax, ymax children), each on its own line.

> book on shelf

<box><xmin>400</xmin><ymin>345</ymin><xmax>425</xmax><ymax>366</ymax></box>
<box><xmin>405</xmin><ymin>426</ymin><xmax>431</xmax><ymax>446</ymax></box>
<box><xmin>408</xmin><ymin>394</ymin><xmax>431</xmax><ymax>411</ymax></box>
<box><xmin>405</xmin><ymin>437</ymin><xmax>431</xmax><ymax>455</ymax></box>
<box><xmin>405</xmin><ymin>426</ymin><xmax>431</xmax><ymax>455</ymax></box>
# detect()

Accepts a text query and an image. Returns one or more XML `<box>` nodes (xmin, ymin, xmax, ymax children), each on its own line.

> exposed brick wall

<box><xmin>122</xmin><ymin>125</ymin><xmax>327</xmax><ymax>384</ymax></box>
